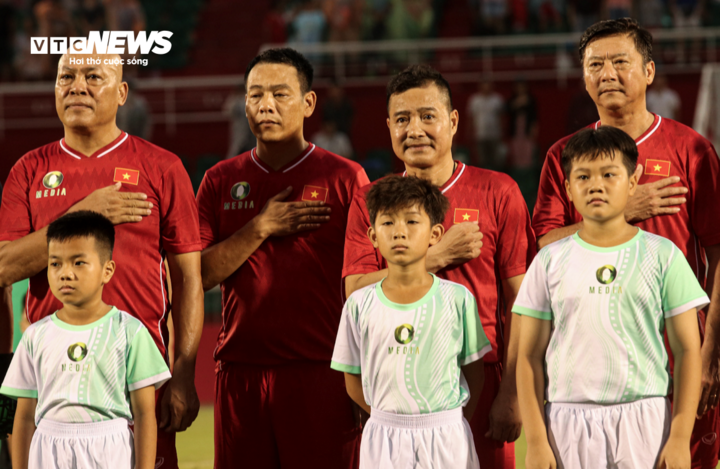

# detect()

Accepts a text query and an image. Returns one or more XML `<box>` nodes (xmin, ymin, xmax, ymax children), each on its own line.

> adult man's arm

<box><xmin>537</xmin><ymin>164</ymin><xmax>688</xmax><ymax>250</ymax></box>
<box><xmin>0</xmin><ymin>183</ymin><xmax>152</xmax><ymax>287</ymax></box>
<box><xmin>485</xmin><ymin>274</ymin><xmax>523</xmax><ymax>443</ymax></box>
<box><xmin>344</xmin><ymin>222</ymin><xmax>484</xmax><ymax>297</ymax></box>
<box><xmin>200</xmin><ymin>186</ymin><xmax>331</xmax><ymax>291</ymax></box>
<box><xmin>159</xmin><ymin>251</ymin><xmax>203</xmax><ymax>432</ymax></box>
<box><xmin>697</xmin><ymin>244</ymin><xmax>720</xmax><ymax>416</ymax></box>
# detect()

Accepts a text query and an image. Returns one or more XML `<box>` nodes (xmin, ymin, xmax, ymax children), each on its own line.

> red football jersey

<box><xmin>0</xmin><ymin>132</ymin><xmax>202</xmax><ymax>354</ymax></box>
<box><xmin>533</xmin><ymin>115</ymin><xmax>720</xmax><ymax>285</ymax></box>
<box><xmin>343</xmin><ymin>161</ymin><xmax>536</xmax><ymax>363</ymax></box>
<box><xmin>196</xmin><ymin>144</ymin><xmax>370</xmax><ymax>366</ymax></box>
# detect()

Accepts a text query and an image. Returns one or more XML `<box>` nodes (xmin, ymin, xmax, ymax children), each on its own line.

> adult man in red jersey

<box><xmin>534</xmin><ymin>18</ymin><xmax>720</xmax><ymax>468</ymax></box>
<box><xmin>343</xmin><ymin>64</ymin><xmax>536</xmax><ymax>468</ymax></box>
<box><xmin>0</xmin><ymin>53</ymin><xmax>204</xmax><ymax>469</ymax></box>
<box><xmin>196</xmin><ymin>48</ymin><xmax>368</xmax><ymax>468</ymax></box>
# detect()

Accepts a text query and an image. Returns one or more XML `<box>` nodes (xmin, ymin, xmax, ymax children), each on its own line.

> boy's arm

<box><xmin>461</xmin><ymin>360</ymin><xmax>484</xmax><ymax>421</ymax></box>
<box><xmin>516</xmin><ymin>314</ymin><xmax>556</xmax><ymax>469</ymax></box>
<box><xmin>343</xmin><ymin>373</ymin><xmax>370</xmax><ymax>414</ymax></box>
<box><xmin>11</xmin><ymin>397</ymin><xmax>36</xmax><ymax>469</ymax></box>
<box><xmin>130</xmin><ymin>386</ymin><xmax>158</xmax><ymax>469</ymax></box>
<box><xmin>657</xmin><ymin>308</ymin><xmax>702</xmax><ymax>469</ymax></box>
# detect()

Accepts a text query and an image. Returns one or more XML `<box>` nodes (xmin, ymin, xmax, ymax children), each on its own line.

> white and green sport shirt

<box><xmin>513</xmin><ymin>229</ymin><xmax>709</xmax><ymax>404</ymax></box>
<box><xmin>0</xmin><ymin>307</ymin><xmax>171</xmax><ymax>425</ymax></box>
<box><xmin>331</xmin><ymin>274</ymin><xmax>491</xmax><ymax>414</ymax></box>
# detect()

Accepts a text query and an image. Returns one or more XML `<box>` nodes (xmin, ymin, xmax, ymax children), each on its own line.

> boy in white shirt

<box><xmin>331</xmin><ymin>175</ymin><xmax>490</xmax><ymax>468</ymax></box>
<box><xmin>1</xmin><ymin>211</ymin><xmax>171</xmax><ymax>469</ymax></box>
<box><xmin>515</xmin><ymin>126</ymin><xmax>706</xmax><ymax>468</ymax></box>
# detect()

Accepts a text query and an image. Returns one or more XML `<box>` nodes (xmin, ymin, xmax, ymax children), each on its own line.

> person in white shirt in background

<box><xmin>467</xmin><ymin>80</ymin><xmax>504</xmax><ymax>169</ymax></box>
<box><xmin>647</xmin><ymin>74</ymin><xmax>681</xmax><ymax>121</ymax></box>
<box><xmin>312</xmin><ymin>119</ymin><xmax>354</xmax><ymax>159</ymax></box>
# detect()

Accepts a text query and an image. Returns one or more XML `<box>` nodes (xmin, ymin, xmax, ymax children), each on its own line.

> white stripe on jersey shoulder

<box><xmin>636</xmin><ymin>115</ymin><xmax>662</xmax><ymax>146</ymax></box>
<box><xmin>283</xmin><ymin>144</ymin><xmax>316</xmax><ymax>173</ymax></box>
<box><xmin>442</xmin><ymin>163</ymin><xmax>466</xmax><ymax>194</ymax></box>
<box><xmin>59</xmin><ymin>132</ymin><xmax>128</xmax><ymax>159</ymax></box>
<box><xmin>250</xmin><ymin>148</ymin><xmax>269</xmax><ymax>173</ymax></box>
<box><xmin>436</xmin><ymin>277</ymin><xmax>473</xmax><ymax>297</ymax></box>
<box><xmin>593</xmin><ymin>117</ymin><xmax>662</xmax><ymax>147</ymax></box>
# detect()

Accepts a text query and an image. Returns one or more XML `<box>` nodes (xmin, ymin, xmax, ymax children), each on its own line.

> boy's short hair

<box><xmin>386</xmin><ymin>64</ymin><xmax>453</xmax><ymax>112</ymax></box>
<box><xmin>578</xmin><ymin>18</ymin><xmax>653</xmax><ymax>65</ymax></box>
<box><xmin>245</xmin><ymin>48</ymin><xmax>314</xmax><ymax>94</ymax></box>
<box><xmin>366</xmin><ymin>176</ymin><xmax>449</xmax><ymax>226</ymax></box>
<box><xmin>561</xmin><ymin>126</ymin><xmax>638</xmax><ymax>178</ymax></box>
<box><xmin>46</xmin><ymin>211</ymin><xmax>115</xmax><ymax>261</ymax></box>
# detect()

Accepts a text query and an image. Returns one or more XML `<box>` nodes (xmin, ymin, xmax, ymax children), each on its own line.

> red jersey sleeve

<box><xmin>689</xmin><ymin>141</ymin><xmax>720</xmax><ymax>247</ymax></box>
<box><xmin>0</xmin><ymin>158</ymin><xmax>33</xmax><ymax>242</ymax></box>
<box><xmin>159</xmin><ymin>160</ymin><xmax>202</xmax><ymax>253</ymax></box>
<box><xmin>342</xmin><ymin>189</ymin><xmax>383</xmax><ymax>279</ymax></box>
<box><xmin>532</xmin><ymin>145</ymin><xmax>577</xmax><ymax>238</ymax></box>
<box><xmin>196</xmin><ymin>171</ymin><xmax>219</xmax><ymax>250</ymax></box>
<box><xmin>496</xmin><ymin>180</ymin><xmax>537</xmax><ymax>279</ymax></box>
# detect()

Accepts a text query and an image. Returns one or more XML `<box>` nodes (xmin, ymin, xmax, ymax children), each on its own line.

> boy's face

<box><xmin>367</xmin><ymin>204</ymin><xmax>444</xmax><ymax>267</ymax></box>
<box><xmin>565</xmin><ymin>152</ymin><xmax>638</xmax><ymax>223</ymax></box>
<box><xmin>48</xmin><ymin>237</ymin><xmax>115</xmax><ymax>307</ymax></box>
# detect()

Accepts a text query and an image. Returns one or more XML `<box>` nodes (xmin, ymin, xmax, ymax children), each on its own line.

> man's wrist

<box><xmin>425</xmin><ymin>247</ymin><xmax>448</xmax><ymax>273</ymax></box>
<box><xmin>247</xmin><ymin>216</ymin><xmax>271</xmax><ymax>241</ymax></box>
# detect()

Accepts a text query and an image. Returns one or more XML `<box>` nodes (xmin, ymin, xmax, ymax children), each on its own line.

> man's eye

<box><xmin>396</xmin><ymin>117</ymin><xmax>406</xmax><ymax>124</ymax></box>
<box><xmin>50</xmin><ymin>262</ymin><xmax>58</xmax><ymax>267</ymax></box>
<box><xmin>274</xmin><ymin>93</ymin><xmax>286</xmax><ymax>98</ymax></box>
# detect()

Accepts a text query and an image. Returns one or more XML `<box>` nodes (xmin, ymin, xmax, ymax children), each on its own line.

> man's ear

<box><xmin>429</xmin><ymin>223</ymin><xmax>445</xmax><ymax>246</ymax></box>
<box><xmin>565</xmin><ymin>178</ymin><xmax>573</xmax><ymax>202</ymax></box>
<box><xmin>304</xmin><ymin>90</ymin><xmax>317</xmax><ymax>118</ymax></box>
<box><xmin>367</xmin><ymin>225</ymin><xmax>379</xmax><ymax>249</ymax></box>
<box><xmin>102</xmin><ymin>259</ymin><xmax>116</xmax><ymax>285</ymax></box>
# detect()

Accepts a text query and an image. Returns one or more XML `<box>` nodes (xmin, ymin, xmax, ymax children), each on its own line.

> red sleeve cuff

<box><xmin>163</xmin><ymin>241</ymin><xmax>203</xmax><ymax>254</ymax></box>
<box><xmin>499</xmin><ymin>264</ymin><xmax>528</xmax><ymax>280</ymax></box>
<box><xmin>342</xmin><ymin>264</ymin><xmax>379</xmax><ymax>279</ymax></box>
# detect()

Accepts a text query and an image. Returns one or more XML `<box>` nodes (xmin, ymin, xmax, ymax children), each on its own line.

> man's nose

<box><xmin>258</xmin><ymin>92</ymin><xmax>276</xmax><ymax>113</ymax></box>
<box><xmin>69</xmin><ymin>76</ymin><xmax>88</xmax><ymax>95</ymax></box>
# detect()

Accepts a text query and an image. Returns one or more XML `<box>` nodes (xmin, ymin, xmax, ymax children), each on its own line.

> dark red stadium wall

<box><xmin>0</xmin><ymin>73</ymin><xmax>704</xmax><ymax>187</ymax></box>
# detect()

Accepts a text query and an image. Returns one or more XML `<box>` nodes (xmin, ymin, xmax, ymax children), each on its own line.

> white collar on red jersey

<box><xmin>402</xmin><ymin>161</ymin><xmax>466</xmax><ymax>195</ymax></box>
<box><xmin>593</xmin><ymin>114</ymin><xmax>662</xmax><ymax>146</ymax></box>
<box><xmin>59</xmin><ymin>132</ymin><xmax>129</xmax><ymax>160</ymax></box>
<box><xmin>250</xmin><ymin>144</ymin><xmax>316</xmax><ymax>174</ymax></box>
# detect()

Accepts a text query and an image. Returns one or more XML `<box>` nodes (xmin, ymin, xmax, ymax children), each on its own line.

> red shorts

<box><xmin>468</xmin><ymin>361</ymin><xmax>515</xmax><ymax>469</ymax></box>
<box><xmin>129</xmin><ymin>383</ymin><xmax>177</xmax><ymax>469</ymax></box>
<box><xmin>214</xmin><ymin>361</ymin><xmax>361</xmax><ymax>469</ymax></box>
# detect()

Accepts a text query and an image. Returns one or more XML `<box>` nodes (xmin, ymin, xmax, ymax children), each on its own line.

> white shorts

<box><xmin>360</xmin><ymin>407</ymin><xmax>480</xmax><ymax>469</ymax></box>
<box><xmin>546</xmin><ymin>397</ymin><xmax>671</xmax><ymax>469</ymax></box>
<box><xmin>30</xmin><ymin>418</ymin><xmax>134</xmax><ymax>469</ymax></box>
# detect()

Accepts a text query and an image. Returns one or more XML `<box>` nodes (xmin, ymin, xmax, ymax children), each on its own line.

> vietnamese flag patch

<box><xmin>454</xmin><ymin>208</ymin><xmax>479</xmax><ymax>224</ymax></box>
<box><xmin>301</xmin><ymin>185</ymin><xmax>329</xmax><ymax>202</ymax></box>
<box><xmin>113</xmin><ymin>168</ymin><xmax>140</xmax><ymax>185</ymax></box>
<box><xmin>644</xmin><ymin>159</ymin><xmax>671</xmax><ymax>177</ymax></box>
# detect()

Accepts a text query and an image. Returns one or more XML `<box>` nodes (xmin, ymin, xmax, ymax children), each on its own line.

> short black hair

<box><xmin>47</xmin><ymin>211</ymin><xmax>115</xmax><ymax>261</ymax></box>
<box><xmin>579</xmin><ymin>18</ymin><xmax>653</xmax><ymax>65</ymax></box>
<box><xmin>366</xmin><ymin>175</ymin><xmax>449</xmax><ymax>226</ymax></box>
<box><xmin>386</xmin><ymin>64</ymin><xmax>453</xmax><ymax>112</ymax></box>
<box><xmin>245</xmin><ymin>48</ymin><xmax>314</xmax><ymax>94</ymax></box>
<box><xmin>561</xmin><ymin>127</ymin><xmax>638</xmax><ymax>178</ymax></box>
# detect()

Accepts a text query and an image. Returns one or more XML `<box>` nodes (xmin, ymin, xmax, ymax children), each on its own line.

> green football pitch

<box><xmin>177</xmin><ymin>406</ymin><xmax>720</xmax><ymax>469</ymax></box>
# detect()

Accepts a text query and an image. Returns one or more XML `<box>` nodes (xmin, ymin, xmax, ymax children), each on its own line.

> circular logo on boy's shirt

<box><xmin>231</xmin><ymin>182</ymin><xmax>250</xmax><ymax>200</ymax></box>
<box><xmin>67</xmin><ymin>342</ymin><xmax>88</xmax><ymax>362</ymax></box>
<box><xmin>394</xmin><ymin>324</ymin><xmax>415</xmax><ymax>345</ymax></box>
<box><xmin>596</xmin><ymin>265</ymin><xmax>617</xmax><ymax>285</ymax></box>
<box><xmin>43</xmin><ymin>171</ymin><xmax>64</xmax><ymax>189</ymax></box>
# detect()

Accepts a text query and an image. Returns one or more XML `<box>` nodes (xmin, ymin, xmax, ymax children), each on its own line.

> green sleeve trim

<box><xmin>0</xmin><ymin>386</ymin><xmax>37</xmax><ymax>399</ymax></box>
<box><xmin>330</xmin><ymin>361</ymin><xmax>361</xmax><ymax>374</ymax></box>
<box><xmin>512</xmin><ymin>305</ymin><xmax>552</xmax><ymax>320</ymax></box>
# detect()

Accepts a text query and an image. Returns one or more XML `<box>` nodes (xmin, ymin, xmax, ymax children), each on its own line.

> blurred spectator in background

<box><xmin>34</xmin><ymin>0</ymin><xmax>74</xmax><ymax>79</ymax></box>
<box><xmin>322</xmin><ymin>82</ymin><xmax>354</xmax><ymax>135</ymax></box>
<box><xmin>386</xmin><ymin>0</ymin><xmax>434</xmax><ymax>40</ymax></box>
<box><xmin>325</xmin><ymin>0</ymin><xmax>363</xmax><ymax>42</ymax></box>
<box><xmin>568</xmin><ymin>0</ymin><xmax>600</xmax><ymax>32</ymax></box>
<box><xmin>312</xmin><ymin>119</ymin><xmax>353</xmax><ymax>158</ymax></box>
<box><xmin>362</xmin><ymin>0</ymin><xmax>390</xmax><ymax>40</ymax></box>
<box><xmin>565</xmin><ymin>78</ymin><xmax>599</xmax><ymax>134</ymax></box>
<box><xmin>0</xmin><ymin>0</ymin><xmax>15</xmax><ymax>82</ymax></box>
<box><xmin>467</xmin><ymin>80</ymin><xmax>504</xmax><ymax>169</ymax></box>
<box><xmin>636</xmin><ymin>0</ymin><xmax>666</xmax><ymax>29</ymax></box>
<box><xmin>13</xmin><ymin>15</ymin><xmax>45</xmax><ymax>81</ymax></box>
<box><xmin>117</xmin><ymin>79</ymin><xmax>152</xmax><ymax>140</ymax></box>
<box><xmin>106</xmin><ymin>0</ymin><xmax>145</xmax><ymax>34</ymax></box>
<box><xmin>76</xmin><ymin>0</ymin><xmax>106</xmax><ymax>36</ymax></box>
<box><xmin>530</xmin><ymin>0</ymin><xmax>564</xmax><ymax>32</ymax></box>
<box><xmin>647</xmin><ymin>74</ymin><xmax>681</xmax><ymax>120</ymax></box>
<box><xmin>262</xmin><ymin>0</ymin><xmax>289</xmax><ymax>44</ymax></box>
<box><xmin>479</xmin><ymin>0</ymin><xmax>509</xmax><ymax>35</ymax></box>
<box><xmin>670</xmin><ymin>0</ymin><xmax>703</xmax><ymax>62</ymax></box>
<box><xmin>223</xmin><ymin>85</ymin><xmax>253</xmax><ymax>159</ymax></box>
<box><xmin>604</xmin><ymin>0</ymin><xmax>633</xmax><ymax>19</ymax></box>
<box><xmin>290</xmin><ymin>0</ymin><xmax>326</xmax><ymax>45</ymax></box>
<box><xmin>507</xmin><ymin>79</ymin><xmax>537</xmax><ymax>169</ymax></box>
